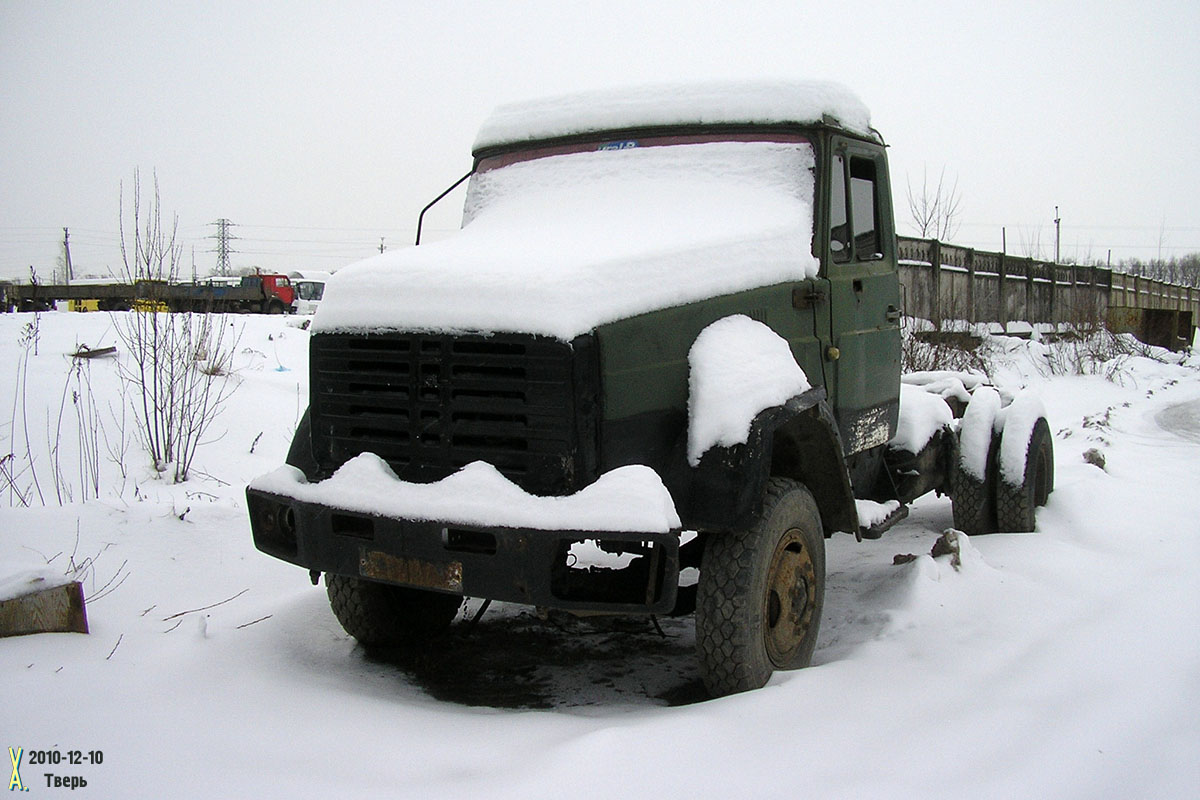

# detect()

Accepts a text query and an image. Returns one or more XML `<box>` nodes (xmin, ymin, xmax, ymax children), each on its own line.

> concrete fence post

<box><xmin>966</xmin><ymin>247</ymin><xmax>976</xmax><ymax>325</ymax></box>
<box><xmin>931</xmin><ymin>239</ymin><xmax>942</xmax><ymax>330</ymax></box>
<box><xmin>998</xmin><ymin>251</ymin><xmax>1008</xmax><ymax>332</ymax></box>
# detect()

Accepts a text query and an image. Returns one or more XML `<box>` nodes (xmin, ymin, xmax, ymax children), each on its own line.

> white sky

<box><xmin>2</xmin><ymin>0</ymin><xmax>1197</xmax><ymax>280</ymax></box>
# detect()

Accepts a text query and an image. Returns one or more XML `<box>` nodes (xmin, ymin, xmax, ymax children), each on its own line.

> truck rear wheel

<box><xmin>695</xmin><ymin>478</ymin><xmax>825</xmax><ymax>697</ymax></box>
<box><xmin>995</xmin><ymin>416</ymin><xmax>1054</xmax><ymax>532</ymax></box>
<box><xmin>950</xmin><ymin>435</ymin><xmax>998</xmax><ymax>535</ymax></box>
<box><xmin>325</xmin><ymin>574</ymin><xmax>462</xmax><ymax>647</ymax></box>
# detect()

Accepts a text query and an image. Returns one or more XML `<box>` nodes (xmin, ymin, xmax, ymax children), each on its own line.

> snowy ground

<box><xmin>2</xmin><ymin>311</ymin><xmax>1198</xmax><ymax>798</ymax></box>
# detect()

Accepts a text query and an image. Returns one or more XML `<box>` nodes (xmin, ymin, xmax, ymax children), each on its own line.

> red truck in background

<box><xmin>1</xmin><ymin>273</ymin><xmax>296</xmax><ymax>314</ymax></box>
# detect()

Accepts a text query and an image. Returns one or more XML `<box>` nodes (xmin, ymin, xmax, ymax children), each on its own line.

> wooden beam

<box><xmin>0</xmin><ymin>581</ymin><xmax>89</xmax><ymax>637</ymax></box>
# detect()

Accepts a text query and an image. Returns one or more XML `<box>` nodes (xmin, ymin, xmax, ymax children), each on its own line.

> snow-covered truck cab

<box><xmin>247</xmin><ymin>81</ymin><xmax>1052</xmax><ymax>697</ymax></box>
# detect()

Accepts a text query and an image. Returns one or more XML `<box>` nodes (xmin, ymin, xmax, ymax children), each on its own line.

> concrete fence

<box><xmin>897</xmin><ymin>236</ymin><xmax>1198</xmax><ymax>348</ymax></box>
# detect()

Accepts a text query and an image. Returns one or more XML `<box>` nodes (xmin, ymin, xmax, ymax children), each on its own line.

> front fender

<box><xmin>285</xmin><ymin>408</ymin><xmax>319</xmax><ymax>480</ymax></box>
<box><xmin>683</xmin><ymin>388</ymin><xmax>858</xmax><ymax>535</ymax></box>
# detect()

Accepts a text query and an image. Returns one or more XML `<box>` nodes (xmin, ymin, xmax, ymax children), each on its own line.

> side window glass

<box><xmin>829</xmin><ymin>154</ymin><xmax>850</xmax><ymax>262</ymax></box>
<box><xmin>849</xmin><ymin>157</ymin><xmax>880</xmax><ymax>260</ymax></box>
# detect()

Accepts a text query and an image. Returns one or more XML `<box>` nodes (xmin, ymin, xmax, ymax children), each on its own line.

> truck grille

<box><xmin>309</xmin><ymin>332</ymin><xmax>597</xmax><ymax>496</ymax></box>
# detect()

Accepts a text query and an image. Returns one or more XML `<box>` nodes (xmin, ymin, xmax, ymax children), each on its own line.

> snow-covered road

<box><xmin>1156</xmin><ymin>397</ymin><xmax>1200</xmax><ymax>442</ymax></box>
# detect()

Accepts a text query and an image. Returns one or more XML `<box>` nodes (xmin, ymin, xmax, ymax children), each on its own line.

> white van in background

<box><xmin>289</xmin><ymin>270</ymin><xmax>333</xmax><ymax>315</ymax></box>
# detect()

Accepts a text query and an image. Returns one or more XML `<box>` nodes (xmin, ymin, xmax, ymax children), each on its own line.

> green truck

<box><xmin>247</xmin><ymin>81</ymin><xmax>1053</xmax><ymax>697</ymax></box>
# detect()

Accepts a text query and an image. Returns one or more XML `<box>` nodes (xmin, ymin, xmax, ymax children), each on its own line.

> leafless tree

<box><xmin>1018</xmin><ymin>225</ymin><xmax>1046</xmax><ymax>261</ymax></box>
<box><xmin>907</xmin><ymin>165</ymin><xmax>963</xmax><ymax>241</ymax></box>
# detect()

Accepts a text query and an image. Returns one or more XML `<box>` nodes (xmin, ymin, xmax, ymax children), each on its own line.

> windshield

<box><xmin>465</xmin><ymin>134</ymin><xmax>814</xmax><ymax>239</ymax></box>
<box><xmin>297</xmin><ymin>280</ymin><xmax>325</xmax><ymax>301</ymax></box>
<box><xmin>458</xmin><ymin>136</ymin><xmax>816</xmax><ymax>261</ymax></box>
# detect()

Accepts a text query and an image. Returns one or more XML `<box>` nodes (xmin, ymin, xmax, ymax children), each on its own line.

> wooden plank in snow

<box><xmin>0</xmin><ymin>581</ymin><xmax>89</xmax><ymax>637</ymax></box>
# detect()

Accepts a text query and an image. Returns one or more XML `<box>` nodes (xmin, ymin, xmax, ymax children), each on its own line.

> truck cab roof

<box><xmin>472</xmin><ymin>79</ymin><xmax>877</xmax><ymax>156</ymax></box>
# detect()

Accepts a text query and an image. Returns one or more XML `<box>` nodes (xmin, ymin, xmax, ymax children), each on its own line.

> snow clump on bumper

<box><xmin>249</xmin><ymin>454</ymin><xmax>681</xmax><ymax>534</ymax></box>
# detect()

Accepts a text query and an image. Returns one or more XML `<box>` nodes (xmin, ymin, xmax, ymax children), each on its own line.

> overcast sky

<box><xmin>2</xmin><ymin>0</ymin><xmax>1197</xmax><ymax>280</ymax></box>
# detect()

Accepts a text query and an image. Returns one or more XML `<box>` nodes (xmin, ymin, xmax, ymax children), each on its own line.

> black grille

<box><xmin>310</xmin><ymin>332</ymin><xmax>597</xmax><ymax>496</ymax></box>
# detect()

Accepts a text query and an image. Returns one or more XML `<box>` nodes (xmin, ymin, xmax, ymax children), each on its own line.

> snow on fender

<box><xmin>958</xmin><ymin>386</ymin><xmax>1001</xmax><ymax>481</ymax></box>
<box><xmin>997</xmin><ymin>391</ymin><xmax>1048</xmax><ymax>487</ymax></box>
<box><xmin>686</xmin><ymin>315</ymin><xmax>811</xmax><ymax>466</ymax></box>
<box><xmin>889</xmin><ymin>383</ymin><xmax>955</xmax><ymax>455</ymax></box>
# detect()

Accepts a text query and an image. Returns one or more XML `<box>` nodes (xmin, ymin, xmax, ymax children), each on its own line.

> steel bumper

<box><xmin>247</xmin><ymin>487</ymin><xmax>680</xmax><ymax>614</ymax></box>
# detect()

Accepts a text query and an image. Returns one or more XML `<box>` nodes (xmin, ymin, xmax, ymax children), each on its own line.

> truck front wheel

<box><xmin>695</xmin><ymin>478</ymin><xmax>825</xmax><ymax>697</ymax></box>
<box><xmin>325</xmin><ymin>574</ymin><xmax>462</xmax><ymax>647</ymax></box>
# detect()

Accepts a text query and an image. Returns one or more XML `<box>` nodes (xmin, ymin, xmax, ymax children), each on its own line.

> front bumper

<box><xmin>247</xmin><ymin>487</ymin><xmax>680</xmax><ymax>614</ymax></box>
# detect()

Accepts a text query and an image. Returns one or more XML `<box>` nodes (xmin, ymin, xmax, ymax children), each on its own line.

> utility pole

<box><xmin>62</xmin><ymin>227</ymin><xmax>74</xmax><ymax>284</ymax></box>
<box><xmin>210</xmin><ymin>218</ymin><xmax>237</xmax><ymax>276</ymax></box>
<box><xmin>1054</xmin><ymin>206</ymin><xmax>1061</xmax><ymax>264</ymax></box>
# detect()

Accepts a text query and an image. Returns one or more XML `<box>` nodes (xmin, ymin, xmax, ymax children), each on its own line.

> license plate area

<box><xmin>360</xmin><ymin>548</ymin><xmax>464</xmax><ymax>593</ymax></box>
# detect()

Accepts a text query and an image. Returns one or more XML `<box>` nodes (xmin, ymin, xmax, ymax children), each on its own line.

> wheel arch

<box><xmin>683</xmin><ymin>388</ymin><xmax>859</xmax><ymax>537</ymax></box>
<box><xmin>285</xmin><ymin>407</ymin><xmax>319</xmax><ymax>480</ymax></box>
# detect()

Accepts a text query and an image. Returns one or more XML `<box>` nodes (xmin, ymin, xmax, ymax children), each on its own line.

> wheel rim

<box><xmin>763</xmin><ymin>527</ymin><xmax>817</xmax><ymax>666</ymax></box>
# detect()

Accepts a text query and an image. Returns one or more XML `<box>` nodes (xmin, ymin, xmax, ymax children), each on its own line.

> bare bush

<box><xmin>49</xmin><ymin>358</ymin><xmax>104</xmax><ymax>504</ymax></box>
<box><xmin>901</xmin><ymin>327</ymin><xmax>996</xmax><ymax>375</ymax></box>
<box><xmin>3</xmin><ymin>317</ymin><xmax>108</xmax><ymax>507</ymax></box>
<box><xmin>4</xmin><ymin>316</ymin><xmax>45</xmax><ymax>506</ymax></box>
<box><xmin>102</xmin><ymin>384</ymin><xmax>133</xmax><ymax>496</ymax></box>
<box><xmin>1038</xmin><ymin>328</ymin><xmax>1165</xmax><ymax>383</ymax></box>
<box><xmin>111</xmin><ymin>171</ymin><xmax>242</xmax><ymax>483</ymax></box>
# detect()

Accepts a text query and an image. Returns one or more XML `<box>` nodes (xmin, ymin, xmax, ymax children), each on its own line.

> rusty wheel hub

<box><xmin>763</xmin><ymin>527</ymin><xmax>817</xmax><ymax>667</ymax></box>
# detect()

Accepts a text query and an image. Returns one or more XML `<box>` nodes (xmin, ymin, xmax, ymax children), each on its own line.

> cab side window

<box><xmin>829</xmin><ymin>154</ymin><xmax>850</xmax><ymax>262</ymax></box>
<box><xmin>828</xmin><ymin>151</ymin><xmax>884</xmax><ymax>263</ymax></box>
<box><xmin>849</xmin><ymin>157</ymin><xmax>880</xmax><ymax>260</ymax></box>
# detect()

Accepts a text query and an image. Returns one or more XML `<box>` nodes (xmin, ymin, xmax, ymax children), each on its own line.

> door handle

<box><xmin>885</xmin><ymin>305</ymin><xmax>901</xmax><ymax>324</ymax></box>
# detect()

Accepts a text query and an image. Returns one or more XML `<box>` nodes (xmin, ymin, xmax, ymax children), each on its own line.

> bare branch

<box><xmin>161</xmin><ymin>588</ymin><xmax>249</xmax><ymax>621</ymax></box>
<box><xmin>907</xmin><ymin>164</ymin><xmax>963</xmax><ymax>241</ymax></box>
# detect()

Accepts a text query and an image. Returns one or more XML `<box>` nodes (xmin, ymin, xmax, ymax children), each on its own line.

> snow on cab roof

<box><xmin>473</xmin><ymin>79</ymin><xmax>874</xmax><ymax>152</ymax></box>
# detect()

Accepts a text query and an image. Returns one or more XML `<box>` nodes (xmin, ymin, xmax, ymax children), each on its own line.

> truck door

<box><xmin>824</xmin><ymin>140</ymin><xmax>902</xmax><ymax>455</ymax></box>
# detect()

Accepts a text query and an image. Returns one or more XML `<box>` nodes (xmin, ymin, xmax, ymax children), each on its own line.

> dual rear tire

<box><xmin>951</xmin><ymin>415</ymin><xmax>1054</xmax><ymax>534</ymax></box>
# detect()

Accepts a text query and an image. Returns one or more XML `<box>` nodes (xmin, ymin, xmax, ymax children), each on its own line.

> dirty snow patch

<box><xmin>250</xmin><ymin>456</ymin><xmax>681</xmax><ymax>533</ymax></box>
<box><xmin>687</xmin><ymin>315</ymin><xmax>811</xmax><ymax>466</ymax></box>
